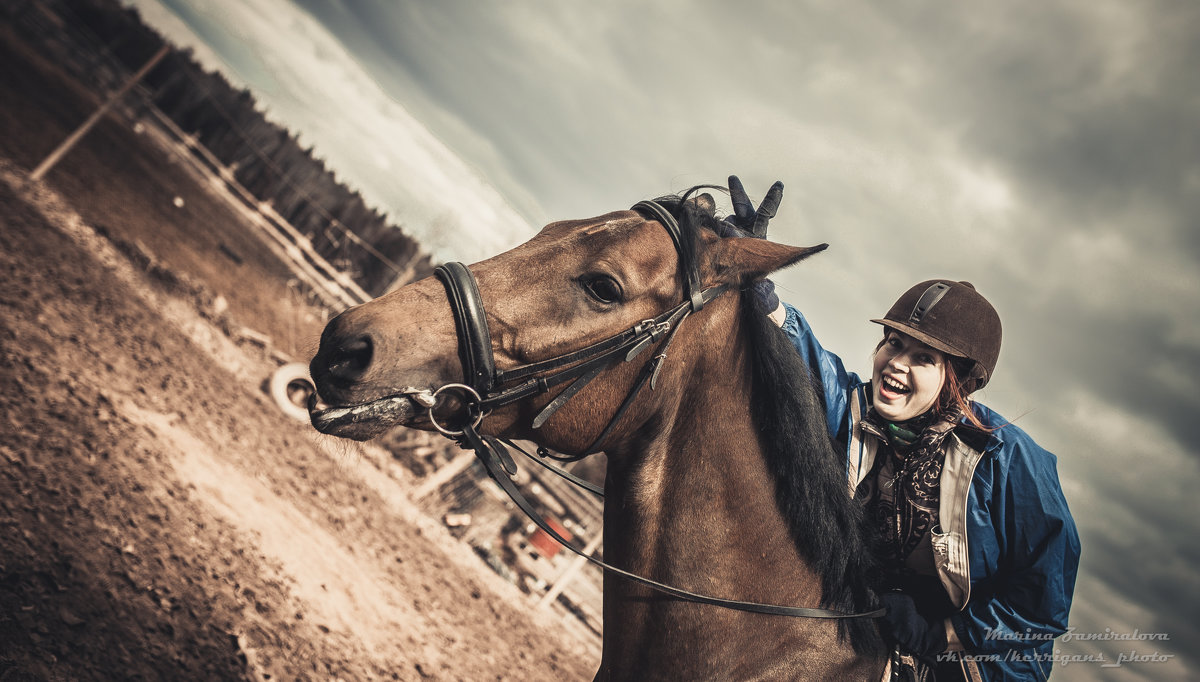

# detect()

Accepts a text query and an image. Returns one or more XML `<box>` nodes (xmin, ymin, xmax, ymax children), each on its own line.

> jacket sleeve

<box><xmin>779</xmin><ymin>302</ymin><xmax>854</xmax><ymax>439</ymax></box>
<box><xmin>950</xmin><ymin>434</ymin><xmax>1081</xmax><ymax>655</ymax></box>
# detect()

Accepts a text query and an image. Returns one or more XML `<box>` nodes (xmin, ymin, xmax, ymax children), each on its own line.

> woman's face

<box><xmin>872</xmin><ymin>330</ymin><xmax>947</xmax><ymax>422</ymax></box>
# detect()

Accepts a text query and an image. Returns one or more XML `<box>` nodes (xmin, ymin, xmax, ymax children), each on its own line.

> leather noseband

<box><xmin>434</xmin><ymin>261</ymin><xmax>495</xmax><ymax>396</ymax></box>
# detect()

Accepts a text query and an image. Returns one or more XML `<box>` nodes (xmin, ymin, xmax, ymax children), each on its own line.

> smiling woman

<box><xmin>869</xmin><ymin>280</ymin><xmax>1002</xmax><ymax>431</ymax></box>
<box><xmin>774</xmin><ymin>272</ymin><xmax>1080</xmax><ymax>681</ymax></box>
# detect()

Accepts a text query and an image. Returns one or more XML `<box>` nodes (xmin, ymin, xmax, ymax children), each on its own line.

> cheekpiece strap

<box><xmin>631</xmin><ymin>200</ymin><xmax>706</xmax><ymax>312</ymax></box>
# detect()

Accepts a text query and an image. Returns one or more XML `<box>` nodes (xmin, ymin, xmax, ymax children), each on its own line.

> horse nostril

<box><xmin>327</xmin><ymin>335</ymin><xmax>373</xmax><ymax>383</ymax></box>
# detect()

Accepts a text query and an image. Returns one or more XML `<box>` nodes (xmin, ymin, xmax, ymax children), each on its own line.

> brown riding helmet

<box><xmin>871</xmin><ymin>280</ymin><xmax>1002</xmax><ymax>392</ymax></box>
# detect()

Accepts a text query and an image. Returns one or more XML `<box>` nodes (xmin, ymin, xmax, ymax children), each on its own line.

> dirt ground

<box><xmin>0</xmin><ymin>24</ymin><xmax>597</xmax><ymax>682</ymax></box>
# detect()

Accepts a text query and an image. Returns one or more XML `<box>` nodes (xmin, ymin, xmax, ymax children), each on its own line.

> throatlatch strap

<box><xmin>502</xmin><ymin>439</ymin><xmax>605</xmax><ymax>497</ymax></box>
<box><xmin>435</xmin><ymin>262</ymin><xmax>496</xmax><ymax>393</ymax></box>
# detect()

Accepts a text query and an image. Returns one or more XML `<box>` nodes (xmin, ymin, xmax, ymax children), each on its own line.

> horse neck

<box><xmin>602</xmin><ymin>337</ymin><xmax>815</xmax><ymax>594</ymax></box>
<box><xmin>596</xmin><ymin>298</ymin><xmax>858</xmax><ymax>678</ymax></box>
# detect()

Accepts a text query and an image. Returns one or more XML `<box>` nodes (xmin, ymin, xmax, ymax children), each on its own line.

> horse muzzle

<box><xmin>307</xmin><ymin>334</ymin><xmax>425</xmax><ymax>440</ymax></box>
<box><xmin>308</xmin><ymin>297</ymin><xmax>466</xmax><ymax>440</ymax></box>
<box><xmin>307</xmin><ymin>308</ymin><xmax>422</xmax><ymax>440</ymax></box>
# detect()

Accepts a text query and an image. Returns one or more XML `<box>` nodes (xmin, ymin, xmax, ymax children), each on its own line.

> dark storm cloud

<box><xmin>803</xmin><ymin>0</ymin><xmax>1200</xmax><ymax>451</ymax></box>
<box><xmin>1085</xmin><ymin>532</ymin><xmax>1200</xmax><ymax>671</ymax></box>
<box><xmin>908</xmin><ymin>0</ymin><xmax>1200</xmax><ymax>256</ymax></box>
<box><xmin>300</xmin><ymin>0</ymin><xmax>1200</xmax><ymax>269</ymax></box>
<box><xmin>1010</xmin><ymin>299</ymin><xmax>1200</xmax><ymax>449</ymax></box>
<box><xmin>291</xmin><ymin>1</ymin><xmax>817</xmax><ymax>219</ymax></box>
<box><xmin>290</xmin><ymin>0</ymin><xmax>629</xmax><ymax>220</ymax></box>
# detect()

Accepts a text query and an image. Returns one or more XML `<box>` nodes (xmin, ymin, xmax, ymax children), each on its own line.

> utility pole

<box><xmin>29</xmin><ymin>45</ymin><xmax>170</xmax><ymax>183</ymax></box>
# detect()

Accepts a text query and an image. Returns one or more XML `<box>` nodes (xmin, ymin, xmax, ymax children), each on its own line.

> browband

<box><xmin>434</xmin><ymin>200</ymin><xmax>712</xmax><ymax>401</ymax></box>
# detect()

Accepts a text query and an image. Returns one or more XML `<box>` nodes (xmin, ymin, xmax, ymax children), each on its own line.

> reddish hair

<box><xmin>938</xmin><ymin>358</ymin><xmax>994</xmax><ymax>432</ymax></box>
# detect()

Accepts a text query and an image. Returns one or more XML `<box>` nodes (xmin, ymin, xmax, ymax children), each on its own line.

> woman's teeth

<box><xmin>883</xmin><ymin>376</ymin><xmax>910</xmax><ymax>394</ymax></box>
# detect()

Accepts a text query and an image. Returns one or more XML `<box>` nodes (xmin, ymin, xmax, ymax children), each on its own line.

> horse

<box><xmin>307</xmin><ymin>189</ymin><xmax>889</xmax><ymax>680</ymax></box>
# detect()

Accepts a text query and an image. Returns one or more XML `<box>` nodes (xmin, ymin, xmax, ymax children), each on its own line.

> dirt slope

<box><xmin>0</xmin><ymin>164</ymin><xmax>596</xmax><ymax>681</ymax></box>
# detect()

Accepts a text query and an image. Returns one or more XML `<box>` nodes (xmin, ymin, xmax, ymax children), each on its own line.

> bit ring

<box><xmin>428</xmin><ymin>383</ymin><xmax>486</xmax><ymax>436</ymax></box>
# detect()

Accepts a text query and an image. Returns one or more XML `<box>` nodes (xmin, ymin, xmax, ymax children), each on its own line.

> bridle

<box><xmin>431</xmin><ymin>201</ymin><xmax>725</xmax><ymax>454</ymax></box>
<box><xmin>427</xmin><ymin>200</ymin><xmax>884</xmax><ymax>620</ymax></box>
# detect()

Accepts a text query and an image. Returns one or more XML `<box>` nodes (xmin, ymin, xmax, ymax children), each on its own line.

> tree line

<box><xmin>11</xmin><ymin>0</ymin><xmax>432</xmax><ymax>296</ymax></box>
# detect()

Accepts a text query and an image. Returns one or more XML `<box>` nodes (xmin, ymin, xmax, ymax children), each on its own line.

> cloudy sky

<box><xmin>127</xmin><ymin>1</ymin><xmax>1199</xmax><ymax>678</ymax></box>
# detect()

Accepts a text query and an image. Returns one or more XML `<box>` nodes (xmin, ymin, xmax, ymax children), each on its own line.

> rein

<box><xmin>428</xmin><ymin>200</ymin><xmax>884</xmax><ymax>621</ymax></box>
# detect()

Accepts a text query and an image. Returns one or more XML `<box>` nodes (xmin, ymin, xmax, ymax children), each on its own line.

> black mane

<box><xmin>658</xmin><ymin>191</ymin><xmax>883</xmax><ymax>655</ymax></box>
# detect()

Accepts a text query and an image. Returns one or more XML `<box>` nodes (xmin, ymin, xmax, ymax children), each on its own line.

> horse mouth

<box><xmin>307</xmin><ymin>392</ymin><xmax>416</xmax><ymax>441</ymax></box>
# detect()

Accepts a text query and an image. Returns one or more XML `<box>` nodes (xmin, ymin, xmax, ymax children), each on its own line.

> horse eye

<box><xmin>582</xmin><ymin>275</ymin><xmax>623</xmax><ymax>304</ymax></box>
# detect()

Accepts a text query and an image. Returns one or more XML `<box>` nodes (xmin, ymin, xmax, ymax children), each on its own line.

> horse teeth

<box><xmin>403</xmin><ymin>388</ymin><xmax>437</xmax><ymax>408</ymax></box>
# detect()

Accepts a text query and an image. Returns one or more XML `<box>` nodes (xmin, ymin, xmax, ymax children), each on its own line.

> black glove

<box><xmin>718</xmin><ymin>176</ymin><xmax>784</xmax><ymax>314</ymax></box>
<box><xmin>725</xmin><ymin>175</ymin><xmax>783</xmax><ymax>238</ymax></box>
<box><xmin>879</xmin><ymin>592</ymin><xmax>948</xmax><ymax>664</ymax></box>
<box><xmin>750</xmin><ymin>279</ymin><xmax>779</xmax><ymax>315</ymax></box>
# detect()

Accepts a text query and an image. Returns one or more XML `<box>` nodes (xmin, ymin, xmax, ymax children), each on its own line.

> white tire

<box><xmin>269</xmin><ymin>362</ymin><xmax>315</xmax><ymax>423</ymax></box>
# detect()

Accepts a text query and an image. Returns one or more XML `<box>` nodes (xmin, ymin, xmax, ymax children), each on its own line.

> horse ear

<box><xmin>707</xmin><ymin>237</ymin><xmax>828</xmax><ymax>285</ymax></box>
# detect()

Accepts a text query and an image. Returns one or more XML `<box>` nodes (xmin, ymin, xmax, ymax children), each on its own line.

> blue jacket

<box><xmin>782</xmin><ymin>303</ymin><xmax>1081</xmax><ymax>681</ymax></box>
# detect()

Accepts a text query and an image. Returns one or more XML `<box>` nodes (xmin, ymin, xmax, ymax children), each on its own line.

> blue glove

<box><xmin>880</xmin><ymin>592</ymin><xmax>948</xmax><ymax>665</ymax></box>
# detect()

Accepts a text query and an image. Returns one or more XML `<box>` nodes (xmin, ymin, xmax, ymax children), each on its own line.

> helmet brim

<box><xmin>870</xmin><ymin>318</ymin><xmax>970</xmax><ymax>360</ymax></box>
<box><xmin>870</xmin><ymin>318</ymin><xmax>992</xmax><ymax>390</ymax></box>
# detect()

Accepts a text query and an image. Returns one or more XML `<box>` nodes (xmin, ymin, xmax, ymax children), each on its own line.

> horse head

<box><xmin>308</xmin><ymin>194</ymin><xmax>822</xmax><ymax>454</ymax></box>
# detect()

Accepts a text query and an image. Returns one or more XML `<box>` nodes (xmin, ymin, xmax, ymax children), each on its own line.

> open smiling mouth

<box><xmin>881</xmin><ymin>375</ymin><xmax>911</xmax><ymax>395</ymax></box>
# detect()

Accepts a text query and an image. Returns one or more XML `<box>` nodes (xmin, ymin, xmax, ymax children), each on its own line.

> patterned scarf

<box><xmin>857</xmin><ymin>406</ymin><xmax>962</xmax><ymax>570</ymax></box>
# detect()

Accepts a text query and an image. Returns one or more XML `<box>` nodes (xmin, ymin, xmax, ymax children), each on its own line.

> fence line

<box><xmin>148</xmin><ymin>62</ymin><xmax>417</xmax><ymax>280</ymax></box>
<box><xmin>138</xmin><ymin>105</ymin><xmax>369</xmax><ymax>308</ymax></box>
<box><xmin>6</xmin><ymin>0</ymin><xmax>425</xmax><ymax>297</ymax></box>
